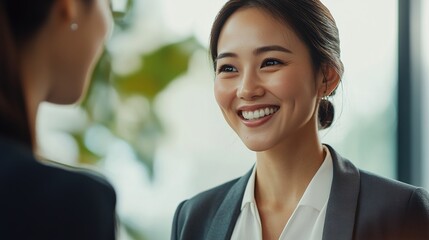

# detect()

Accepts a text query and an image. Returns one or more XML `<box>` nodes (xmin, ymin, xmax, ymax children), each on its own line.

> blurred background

<box><xmin>35</xmin><ymin>0</ymin><xmax>429</xmax><ymax>239</ymax></box>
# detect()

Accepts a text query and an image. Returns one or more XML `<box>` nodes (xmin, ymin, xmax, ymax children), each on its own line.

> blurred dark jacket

<box><xmin>0</xmin><ymin>136</ymin><xmax>117</xmax><ymax>240</ymax></box>
<box><xmin>171</xmin><ymin>145</ymin><xmax>429</xmax><ymax>240</ymax></box>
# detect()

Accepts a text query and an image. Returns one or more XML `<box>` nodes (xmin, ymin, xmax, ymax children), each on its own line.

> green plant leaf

<box><xmin>114</xmin><ymin>37</ymin><xmax>202</xmax><ymax>100</ymax></box>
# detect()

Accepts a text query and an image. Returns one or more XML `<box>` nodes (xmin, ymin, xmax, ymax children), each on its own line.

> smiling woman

<box><xmin>170</xmin><ymin>0</ymin><xmax>429</xmax><ymax>240</ymax></box>
<box><xmin>213</xmin><ymin>6</ymin><xmax>338</xmax><ymax>153</ymax></box>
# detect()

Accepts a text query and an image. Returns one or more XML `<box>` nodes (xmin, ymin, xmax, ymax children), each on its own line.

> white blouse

<box><xmin>230</xmin><ymin>147</ymin><xmax>333</xmax><ymax>240</ymax></box>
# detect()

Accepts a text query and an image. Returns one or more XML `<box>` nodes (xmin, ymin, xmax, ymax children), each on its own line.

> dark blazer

<box><xmin>0</xmin><ymin>136</ymin><xmax>117</xmax><ymax>240</ymax></box>
<box><xmin>171</xmin><ymin>145</ymin><xmax>429</xmax><ymax>240</ymax></box>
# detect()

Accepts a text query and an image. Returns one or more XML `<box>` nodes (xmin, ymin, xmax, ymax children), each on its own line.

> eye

<box><xmin>217</xmin><ymin>64</ymin><xmax>237</xmax><ymax>74</ymax></box>
<box><xmin>261</xmin><ymin>59</ymin><xmax>283</xmax><ymax>68</ymax></box>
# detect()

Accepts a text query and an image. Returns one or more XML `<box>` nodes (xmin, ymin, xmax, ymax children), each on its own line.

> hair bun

<box><xmin>318</xmin><ymin>99</ymin><xmax>334</xmax><ymax>129</ymax></box>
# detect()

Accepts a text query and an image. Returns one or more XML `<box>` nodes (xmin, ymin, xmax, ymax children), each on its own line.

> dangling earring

<box><xmin>319</xmin><ymin>78</ymin><xmax>334</xmax><ymax>129</ymax></box>
<box><xmin>70</xmin><ymin>22</ymin><xmax>78</xmax><ymax>31</ymax></box>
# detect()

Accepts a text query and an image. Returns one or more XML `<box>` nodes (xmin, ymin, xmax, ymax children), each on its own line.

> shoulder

<box><xmin>326</xmin><ymin>145</ymin><xmax>429</xmax><ymax>239</ymax></box>
<box><xmin>0</xmin><ymin>137</ymin><xmax>108</xmax><ymax>188</ymax></box>
<box><xmin>356</xmin><ymin>170</ymin><xmax>429</xmax><ymax>239</ymax></box>
<box><xmin>360</xmin><ymin>169</ymin><xmax>429</xmax><ymax>209</ymax></box>
<box><xmin>2</xmin><ymin>148</ymin><xmax>116</xmax><ymax>204</ymax></box>
<box><xmin>358</xmin><ymin>169</ymin><xmax>428</xmax><ymax>205</ymax></box>
<box><xmin>39</xmin><ymin>165</ymin><xmax>117</xmax><ymax>238</ymax></box>
<box><xmin>27</xmin><ymin>159</ymin><xmax>116</xmax><ymax>215</ymax></box>
<box><xmin>359</xmin><ymin>169</ymin><xmax>417</xmax><ymax>193</ymax></box>
<box><xmin>0</xmin><ymin>141</ymin><xmax>116</xmax><ymax>239</ymax></box>
<box><xmin>326</xmin><ymin>144</ymin><xmax>425</xmax><ymax>203</ymax></box>
<box><xmin>42</xmin><ymin>160</ymin><xmax>116</xmax><ymax>201</ymax></box>
<box><xmin>172</xmin><ymin>172</ymin><xmax>250</xmax><ymax>240</ymax></box>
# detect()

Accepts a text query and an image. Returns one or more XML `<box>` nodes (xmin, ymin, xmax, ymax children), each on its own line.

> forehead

<box><xmin>217</xmin><ymin>7</ymin><xmax>302</xmax><ymax>53</ymax></box>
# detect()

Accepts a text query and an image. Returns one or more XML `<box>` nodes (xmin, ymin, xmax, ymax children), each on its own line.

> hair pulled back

<box><xmin>210</xmin><ymin>0</ymin><xmax>343</xmax><ymax>129</ymax></box>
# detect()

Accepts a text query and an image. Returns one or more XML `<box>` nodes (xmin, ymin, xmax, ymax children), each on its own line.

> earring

<box><xmin>70</xmin><ymin>22</ymin><xmax>78</xmax><ymax>31</ymax></box>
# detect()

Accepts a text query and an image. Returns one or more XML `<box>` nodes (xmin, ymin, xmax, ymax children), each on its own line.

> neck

<box><xmin>20</xmin><ymin>40</ymin><xmax>51</xmax><ymax>151</ymax></box>
<box><xmin>254</xmin><ymin>123</ymin><xmax>325</xmax><ymax>208</ymax></box>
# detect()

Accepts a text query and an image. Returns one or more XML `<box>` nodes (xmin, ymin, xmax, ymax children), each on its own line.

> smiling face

<box><xmin>214</xmin><ymin>7</ymin><xmax>325</xmax><ymax>152</ymax></box>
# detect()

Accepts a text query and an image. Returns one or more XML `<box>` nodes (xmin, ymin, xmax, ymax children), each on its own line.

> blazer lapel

<box><xmin>322</xmin><ymin>145</ymin><xmax>360</xmax><ymax>240</ymax></box>
<box><xmin>205</xmin><ymin>146</ymin><xmax>360</xmax><ymax>240</ymax></box>
<box><xmin>206</xmin><ymin>168</ymin><xmax>252</xmax><ymax>240</ymax></box>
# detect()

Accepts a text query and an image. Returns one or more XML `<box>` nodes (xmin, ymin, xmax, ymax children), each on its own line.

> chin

<box><xmin>47</xmin><ymin>90</ymin><xmax>83</xmax><ymax>105</ymax></box>
<box><xmin>241</xmin><ymin>139</ymin><xmax>272</xmax><ymax>152</ymax></box>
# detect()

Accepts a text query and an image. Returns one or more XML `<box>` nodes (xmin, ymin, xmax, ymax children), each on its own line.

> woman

<box><xmin>171</xmin><ymin>0</ymin><xmax>429</xmax><ymax>239</ymax></box>
<box><xmin>0</xmin><ymin>0</ymin><xmax>116</xmax><ymax>239</ymax></box>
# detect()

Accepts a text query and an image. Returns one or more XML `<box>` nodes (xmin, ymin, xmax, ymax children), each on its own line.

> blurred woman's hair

<box><xmin>0</xmin><ymin>0</ymin><xmax>92</xmax><ymax>147</ymax></box>
<box><xmin>209</xmin><ymin>0</ymin><xmax>344</xmax><ymax>129</ymax></box>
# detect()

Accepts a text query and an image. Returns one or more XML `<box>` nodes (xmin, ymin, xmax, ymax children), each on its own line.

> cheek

<box><xmin>214</xmin><ymin>80</ymin><xmax>235</xmax><ymax>110</ymax></box>
<box><xmin>214</xmin><ymin>80</ymin><xmax>239</xmax><ymax>131</ymax></box>
<box><xmin>269</xmin><ymin>70</ymin><xmax>316</xmax><ymax>100</ymax></box>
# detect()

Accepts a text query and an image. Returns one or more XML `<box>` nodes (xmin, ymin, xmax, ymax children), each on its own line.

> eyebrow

<box><xmin>254</xmin><ymin>45</ymin><xmax>293</xmax><ymax>55</ymax></box>
<box><xmin>215</xmin><ymin>52</ymin><xmax>238</xmax><ymax>62</ymax></box>
<box><xmin>215</xmin><ymin>45</ymin><xmax>292</xmax><ymax>62</ymax></box>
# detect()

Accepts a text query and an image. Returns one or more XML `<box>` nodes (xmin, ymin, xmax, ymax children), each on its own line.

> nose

<box><xmin>237</xmin><ymin>71</ymin><xmax>265</xmax><ymax>100</ymax></box>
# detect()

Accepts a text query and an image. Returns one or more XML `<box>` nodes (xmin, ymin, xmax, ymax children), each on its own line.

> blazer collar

<box><xmin>205</xmin><ymin>145</ymin><xmax>361</xmax><ymax>240</ymax></box>
<box><xmin>322</xmin><ymin>144</ymin><xmax>360</xmax><ymax>240</ymax></box>
<box><xmin>206</xmin><ymin>167</ymin><xmax>252</xmax><ymax>240</ymax></box>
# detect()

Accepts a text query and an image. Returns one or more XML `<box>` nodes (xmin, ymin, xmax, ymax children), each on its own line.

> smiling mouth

<box><xmin>238</xmin><ymin>106</ymin><xmax>279</xmax><ymax>121</ymax></box>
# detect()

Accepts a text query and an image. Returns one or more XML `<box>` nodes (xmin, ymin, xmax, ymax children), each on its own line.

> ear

<box><xmin>317</xmin><ymin>64</ymin><xmax>340</xmax><ymax>98</ymax></box>
<box><xmin>52</xmin><ymin>0</ymin><xmax>79</xmax><ymax>23</ymax></box>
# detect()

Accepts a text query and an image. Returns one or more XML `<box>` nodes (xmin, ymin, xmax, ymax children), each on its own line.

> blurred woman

<box><xmin>0</xmin><ymin>0</ymin><xmax>116</xmax><ymax>239</ymax></box>
<box><xmin>171</xmin><ymin>0</ymin><xmax>429</xmax><ymax>239</ymax></box>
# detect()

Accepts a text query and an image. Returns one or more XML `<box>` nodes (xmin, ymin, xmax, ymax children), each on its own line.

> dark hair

<box><xmin>209</xmin><ymin>0</ymin><xmax>344</xmax><ymax>129</ymax></box>
<box><xmin>0</xmin><ymin>0</ymin><xmax>55</xmax><ymax>147</ymax></box>
<box><xmin>0</xmin><ymin>0</ymin><xmax>89</xmax><ymax>147</ymax></box>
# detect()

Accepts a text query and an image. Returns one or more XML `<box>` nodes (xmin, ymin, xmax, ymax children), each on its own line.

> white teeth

<box><xmin>254</xmin><ymin>111</ymin><xmax>260</xmax><ymax>118</ymax></box>
<box><xmin>241</xmin><ymin>107</ymin><xmax>278</xmax><ymax>120</ymax></box>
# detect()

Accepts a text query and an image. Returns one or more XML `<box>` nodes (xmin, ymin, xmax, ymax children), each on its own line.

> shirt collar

<box><xmin>240</xmin><ymin>146</ymin><xmax>333</xmax><ymax>212</ymax></box>
<box><xmin>241</xmin><ymin>162</ymin><xmax>257</xmax><ymax>210</ymax></box>
<box><xmin>298</xmin><ymin>146</ymin><xmax>333</xmax><ymax>211</ymax></box>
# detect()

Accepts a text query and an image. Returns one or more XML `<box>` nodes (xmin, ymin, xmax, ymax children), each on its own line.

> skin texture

<box><xmin>214</xmin><ymin>7</ymin><xmax>339</xmax><ymax>240</ymax></box>
<box><xmin>19</xmin><ymin>0</ymin><xmax>112</xmax><ymax>144</ymax></box>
